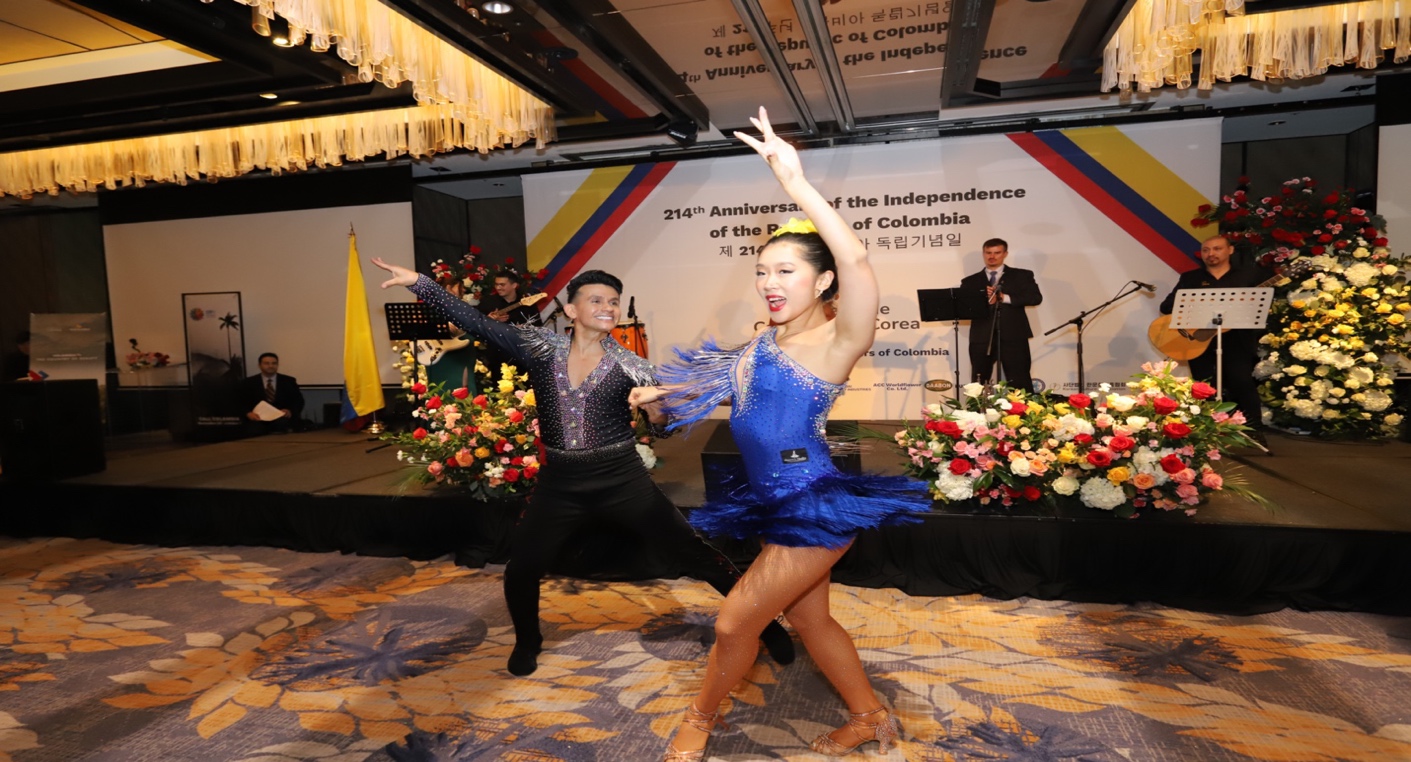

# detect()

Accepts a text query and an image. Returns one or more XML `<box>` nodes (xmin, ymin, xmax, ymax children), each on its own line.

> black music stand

<box><xmin>918</xmin><ymin>288</ymin><xmax>983</xmax><ymax>405</ymax></box>
<box><xmin>385</xmin><ymin>302</ymin><xmax>453</xmax><ymax>397</ymax></box>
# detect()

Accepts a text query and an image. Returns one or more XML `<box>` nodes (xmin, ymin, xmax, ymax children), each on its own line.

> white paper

<box><xmin>252</xmin><ymin>401</ymin><xmax>285</xmax><ymax>421</ymax></box>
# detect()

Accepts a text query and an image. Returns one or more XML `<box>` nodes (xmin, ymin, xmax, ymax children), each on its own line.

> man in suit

<box><xmin>962</xmin><ymin>238</ymin><xmax>1043</xmax><ymax>393</ymax></box>
<box><xmin>239</xmin><ymin>352</ymin><xmax>304</xmax><ymax>434</ymax></box>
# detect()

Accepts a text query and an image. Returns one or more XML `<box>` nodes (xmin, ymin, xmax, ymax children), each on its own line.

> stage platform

<box><xmin>2</xmin><ymin>423</ymin><xmax>1408</xmax><ymax>616</ymax></box>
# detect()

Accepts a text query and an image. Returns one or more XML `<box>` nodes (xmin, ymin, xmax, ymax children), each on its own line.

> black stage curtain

<box><xmin>3</xmin><ymin>482</ymin><xmax>1408</xmax><ymax>616</ymax></box>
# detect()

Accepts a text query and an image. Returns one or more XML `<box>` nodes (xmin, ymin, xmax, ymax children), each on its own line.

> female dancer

<box><xmin>630</xmin><ymin>107</ymin><xmax>930</xmax><ymax>759</ymax></box>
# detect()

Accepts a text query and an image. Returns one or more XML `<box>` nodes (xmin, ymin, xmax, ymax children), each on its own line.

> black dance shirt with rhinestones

<box><xmin>409</xmin><ymin>275</ymin><xmax>658</xmax><ymax>450</ymax></box>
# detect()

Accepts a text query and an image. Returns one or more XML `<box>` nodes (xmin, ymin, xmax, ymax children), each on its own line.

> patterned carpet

<box><xmin>2</xmin><ymin>537</ymin><xmax>1411</xmax><ymax>761</ymax></box>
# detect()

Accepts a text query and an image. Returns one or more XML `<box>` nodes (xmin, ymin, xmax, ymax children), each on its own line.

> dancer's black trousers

<box><xmin>503</xmin><ymin>439</ymin><xmax>740</xmax><ymax>647</ymax></box>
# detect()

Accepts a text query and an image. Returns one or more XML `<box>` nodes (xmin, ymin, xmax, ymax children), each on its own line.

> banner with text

<box><xmin>524</xmin><ymin>119</ymin><xmax>1221</xmax><ymax>419</ymax></box>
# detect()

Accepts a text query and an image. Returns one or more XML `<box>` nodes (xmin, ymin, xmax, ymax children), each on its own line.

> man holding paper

<box><xmin>239</xmin><ymin>352</ymin><xmax>304</xmax><ymax>433</ymax></box>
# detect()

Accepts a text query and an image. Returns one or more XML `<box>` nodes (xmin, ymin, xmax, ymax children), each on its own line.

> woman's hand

<box><xmin>734</xmin><ymin>107</ymin><xmax>802</xmax><ymax>186</ymax></box>
<box><xmin>628</xmin><ymin>385</ymin><xmax>666</xmax><ymax>413</ymax></box>
<box><xmin>371</xmin><ymin>257</ymin><xmax>419</xmax><ymax>288</ymax></box>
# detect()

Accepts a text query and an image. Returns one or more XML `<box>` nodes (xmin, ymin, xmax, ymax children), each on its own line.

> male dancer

<box><xmin>373</xmin><ymin>258</ymin><xmax>794</xmax><ymax>676</ymax></box>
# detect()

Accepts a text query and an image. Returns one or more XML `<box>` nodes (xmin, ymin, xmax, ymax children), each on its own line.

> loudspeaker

<box><xmin>700</xmin><ymin>420</ymin><xmax>861</xmax><ymax>502</ymax></box>
<box><xmin>0</xmin><ymin>380</ymin><xmax>105</xmax><ymax>480</ymax></box>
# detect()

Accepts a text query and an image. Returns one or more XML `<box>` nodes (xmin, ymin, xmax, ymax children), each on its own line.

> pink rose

<box><xmin>1173</xmin><ymin>468</ymin><xmax>1197</xmax><ymax>485</ymax></box>
<box><xmin>1175</xmin><ymin>483</ymin><xmax>1199</xmax><ymax>499</ymax></box>
<box><xmin>1201</xmin><ymin>471</ymin><xmax>1224</xmax><ymax>489</ymax></box>
<box><xmin>427</xmin><ymin>461</ymin><xmax>443</xmax><ymax>476</ymax></box>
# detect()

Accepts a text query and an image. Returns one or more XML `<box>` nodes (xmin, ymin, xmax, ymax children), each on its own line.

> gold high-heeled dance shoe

<box><xmin>662</xmin><ymin>703</ymin><xmax>730</xmax><ymax>761</ymax></box>
<box><xmin>810</xmin><ymin>706</ymin><xmax>901</xmax><ymax>756</ymax></box>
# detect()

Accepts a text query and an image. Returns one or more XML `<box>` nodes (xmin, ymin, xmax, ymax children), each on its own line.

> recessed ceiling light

<box><xmin>272</xmin><ymin>36</ymin><xmax>292</xmax><ymax>47</ymax></box>
<box><xmin>482</xmin><ymin>1</ymin><xmax>513</xmax><ymax>14</ymax></box>
<box><xmin>277</xmin><ymin>100</ymin><xmax>302</xmax><ymax>106</ymax></box>
<box><xmin>1268</xmin><ymin>120</ymin><xmax>1286</xmax><ymax>126</ymax></box>
<box><xmin>259</xmin><ymin>93</ymin><xmax>279</xmax><ymax>100</ymax></box>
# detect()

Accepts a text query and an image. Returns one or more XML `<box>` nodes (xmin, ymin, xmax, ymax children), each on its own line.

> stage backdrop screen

<box><xmin>104</xmin><ymin>203</ymin><xmax>415</xmax><ymax>387</ymax></box>
<box><xmin>524</xmin><ymin>119</ymin><xmax>1222</xmax><ymax>419</ymax></box>
<box><xmin>1379</xmin><ymin>122</ymin><xmax>1411</xmax><ymax>244</ymax></box>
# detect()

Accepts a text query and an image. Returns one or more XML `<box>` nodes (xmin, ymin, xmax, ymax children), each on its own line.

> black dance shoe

<box><xmin>507</xmin><ymin>641</ymin><xmax>543</xmax><ymax>676</ymax></box>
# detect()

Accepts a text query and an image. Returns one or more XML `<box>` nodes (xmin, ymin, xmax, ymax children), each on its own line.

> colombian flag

<box><xmin>342</xmin><ymin>232</ymin><xmax>384</xmax><ymax>421</ymax></box>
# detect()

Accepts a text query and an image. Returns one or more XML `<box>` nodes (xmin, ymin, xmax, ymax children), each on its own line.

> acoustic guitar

<box><xmin>1147</xmin><ymin>259</ymin><xmax>1312</xmax><ymax>361</ymax></box>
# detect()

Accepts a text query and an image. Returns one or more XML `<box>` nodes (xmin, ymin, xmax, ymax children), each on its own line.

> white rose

<box><xmin>1126</xmin><ymin>416</ymin><xmax>1150</xmax><ymax>429</ymax></box>
<box><xmin>936</xmin><ymin>473</ymin><xmax>976</xmax><ymax>501</ymax></box>
<box><xmin>636</xmin><ymin>443</ymin><xmax>658</xmax><ymax>469</ymax></box>
<box><xmin>962</xmin><ymin>382</ymin><xmax>985</xmax><ymax>398</ymax></box>
<box><xmin>1053</xmin><ymin>475</ymin><xmax>1080</xmax><ymax>496</ymax></box>
<box><xmin>1344</xmin><ymin>262</ymin><xmax>1378</xmax><ymax>287</ymax></box>
<box><xmin>1387</xmin><ymin>413</ymin><xmax>1405</xmax><ymax>427</ymax></box>
<box><xmin>1010</xmin><ymin>458</ymin><xmax>1032</xmax><ymax>477</ymax></box>
<box><xmin>1106</xmin><ymin>394</ymin><xmax>1136</xmax><ymax>412</ymax></box>
<box><xmin>1383</xmin><ymin>264</ymin><xmax>1400</xmax><ymax>276</ymax></box>
<box><xmin>985</xmin><ymin>409</ymin><xmax>1001</xmax><ymax>423</ymax></box>
<box><xmin>1098</xmin><ymin>382</ymin><xmax>1112</xmax><ymax>393</ymax></box>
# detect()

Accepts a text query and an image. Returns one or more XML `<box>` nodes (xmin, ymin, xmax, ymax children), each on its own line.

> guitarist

<box><xmin>478</xmin><ymin>270</ymin><xmax>543</xmax><ymax>327</ymax></box>
<box><xmin>1159</xmin><ymin>235</ymin><xmax>1268</xmax><ymax>439</ymax></box>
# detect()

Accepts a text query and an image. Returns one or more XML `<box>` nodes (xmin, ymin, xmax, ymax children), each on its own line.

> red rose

<box><xmin>473</xmin><ymin>394</ymin><xmax>489</xmax><ymax>408</ymax></box>
<box><xmin>1197</xmin><ymin>204</ymin><xmax>1212</xmax><ymax>214</ymax></box>
<box><xmin>1375</xmin><ymin>237</ymin><xmax>1389</xmax><ymax>247</ymax></box>
<box><xmin>1163</xmin><ymin>422</ymin><xmax>1192</xmax><ymax>439</ymax></box>
<box><xmin>1023</xmin><ymin>485</ymin><xmax>1042</xmax><ymax>501</ymax></box>
<box><xmin>1318</xmin><ymin>233</ymin><xmax>1332</xmax><ymax>243</ymax></box>
<box><xmin>507</xmin><ymin>409</ymin><xmax>525</xmax><ymax>423</ymax></box>
<box><xmin>1068</xmin><ymin>393</ymin><xmax>1093</xmax><ymax>409</ymax></box>
<box><xmin>1223</xmin><ymin>211</ymin><xmax>1238</xmax><ymax>223</ymax></box>
<box><xmin>425</xmin><ymin>396</ymin><xmax>442</xmax><ymax>410</ymax></box>
<box><xmin>1323</xmin><ymin>192</ymin><xmax>1340</xmax><ymax>205</ymax></box>
<box><xmin>1324</xmin><ymin>209</ymin><xmax>1337</xmax><ymax>219</ymax></box>
<box><xmin>412</xmin><ymin>427</ymin><xmax>428</xmax><ymax>440</ymax></box>
<box><xmin>1087</xmin><ymin>450</ymin><xmax>1113</xmax><ymax>467</ymax></box>
<box><xmin>523</xmin><ymin>466</ymin><xmax>539</xmax><ymax>479</ymax></box>
<box><xmin>469</xmin><ymin>245</ymin><xmax>481</xmax><ymax>254</ymax></box>
<box><xmin>451</xmin><ymin>387</ymin><xmax>470</xmax><ymax>400</ymax></box>
<box><xmin>1310</xmin><ymin>245</ymin><xmax>1325</xmax><ymax>255</ymax></box>
<box><xmin>1109</xmin><ymin>435</ymin><xmax>1135</xmax><ymax>452</ymax></box>
<box><xmin>924</xmin><ymin>419</ymin><xmax>943</xmax><ymax>433</ymax></box>
<box><xmin>496</xmin><ymin>438</ymin><xmax>511</xmax><ymax>453</ymax></box>
<box><xmin>1074</xmin><ymin>433</ymin><xmax>1094</xmax><ymax>445</ymax></box>
<box><xmin>1190</xmin><ymin>382</ymin><xmax>1216</xmax><ymax>400</ymax></box>
<box><xmin>996</xmin><ymin>441</ymin><xmax>1015</xmax><ymax>457</ymax></box>
<box><xmin>504</xmin><ymin>468</ymin><xmax>521</xmax><ymax>482</ymax></box>
<box><xmin>1152</xmin><ymin>397</ymin><xmax>1179</xmax><ymax>415</ymax></box>
<box><xmin>938</xmin><ymin>420</ymin><xmax>963</xmax><ymax>437</ymax></box>
<box><xmin>1160</xmin><ymin>453</ymin><xmax>1186</xmax><ymax>474</ymax></box>
<box><xmin>446</xmin><ymin>457</ymin><xmax>457</xmax><ymax>467</ymax></box>
<box><xmin>1004</xmin><ymin>486</ymin><xmax>1023</xmax><ymax>499</ymax></box>
<box><xmin>948</xmin><ymin>458</ymin><xmax>972</xmax><ymax>476</ymax></box>
<box><xmin>511</xmin><ymin>456</ymin><xmax>524</xmax><ymax>466</ymax></box>
<box><xmin>1191</xmin><ymin>217</ymin><xmax>1210</xmax><ymax>228</ymax></box>
<box><xmin>411</xmin><ymin>382</ymin><xmax>427</xmax><ymax>394</ymax></box>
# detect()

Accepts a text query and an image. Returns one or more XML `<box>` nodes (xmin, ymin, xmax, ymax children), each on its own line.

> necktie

<box><xmin>265</xmin><ymin>379</ymin><xmax>276</xmax><ymax>404</ymax></box>
<box><xmin>987</xmin><ymin>270</ymin><xmax>997</xmax><ymax>287</ymax></box>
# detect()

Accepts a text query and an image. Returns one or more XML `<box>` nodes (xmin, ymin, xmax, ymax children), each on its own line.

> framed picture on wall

<box><xmin>182</xmin><ymin>292</ymin><xmax>245</xmax><ymax>429</ymax></box>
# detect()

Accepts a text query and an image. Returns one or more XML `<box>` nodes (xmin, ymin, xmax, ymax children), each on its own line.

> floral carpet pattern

<box><xmin>2</xmin><ymin>537</ymin><xmax>1410</xmax><ymax>761</ymax></box>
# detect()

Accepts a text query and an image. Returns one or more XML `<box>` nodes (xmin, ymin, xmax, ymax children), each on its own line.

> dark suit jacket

<box><xmin>961</xmin><ymin>266</ymin><xmax>1043</xmax><ymax>344</ymax></box>
<box><xmin>238</xmin><ymin>373</ymin><xmax>304</xmax><ymax>419</ymax></box>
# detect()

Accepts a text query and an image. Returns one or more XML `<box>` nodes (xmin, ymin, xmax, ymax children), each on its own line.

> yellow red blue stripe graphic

<box><xmin>528</xmin><ymin>162</ymin><xmax>676</xmax><ymax>302</ymax></box>
<box><xmin>1009</xmin><ymin>127</ymin><xmax>1208</xmax><ymax>271</ymax></box>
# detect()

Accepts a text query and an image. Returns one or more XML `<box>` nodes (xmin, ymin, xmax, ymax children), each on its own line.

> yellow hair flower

<box><xmin>771</xmin><ymin>217</ymin><xmax>818</xmax><ymax>238</ymax></box>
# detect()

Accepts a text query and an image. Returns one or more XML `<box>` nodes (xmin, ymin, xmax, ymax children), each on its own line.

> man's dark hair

<box><xmin>567</xmin><ymin>270</ymin><xmax>623</xmax><ymax>302</ymax></box>
<box><xmin>982</xmin><ymin>238</ymin><xmax>1008</xmax><ymax>250</ymax></box>
<box><xmin>258</xmin><ymin>352</ymin><xmax>279</xmax><ymax>363</ymax></box>
<box><xmin>493</xmin><ymin>269</ymin><xmax>524</xmax><ymax>285</ymax></box>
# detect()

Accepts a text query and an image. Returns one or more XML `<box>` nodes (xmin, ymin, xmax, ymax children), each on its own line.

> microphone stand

<box><xmin>1044</xmin><ymin>282</ymin><xmax>1145</xmax><ymax>394</ymax></box>
<box><xmin>984</xmin><ymin>287</ymin><xmax>1004</xmax><ymax>387</ymax></box>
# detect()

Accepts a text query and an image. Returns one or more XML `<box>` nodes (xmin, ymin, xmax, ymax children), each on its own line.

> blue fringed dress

<box><xmin>658</xmin><ymin>328</ymin><xmax>930</xmax><ymax>549</ymax></box>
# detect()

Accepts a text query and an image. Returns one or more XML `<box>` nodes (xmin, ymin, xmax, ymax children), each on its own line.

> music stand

<box><xmin>1170</xmin><ymin>287</ymin><xmax>1273</xmax><ymax>399</ymax></box>
<box><xmin>918</xmin><ymin>288</ymin><xmax>984</xmax><ymax>405</ymax></box>
<box><xmin>385</xmin><ymin>302</ymin><xmax>454</xmax><ymax>395</ymax></box>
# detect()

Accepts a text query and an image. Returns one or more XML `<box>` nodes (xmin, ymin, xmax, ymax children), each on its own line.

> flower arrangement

<box><xmin>893</xmin><ymin>363</ymin><xmax>1262</xmax><ymax>518</ymax></box>
<box><xmin>381</xmin><ymin>362</ymin><xmax>542</xmax><ymax>499</ymax></box>
<box><xmin>125</xmin><ymin>339</ymin><xmax>170</xmax><ymax>370</ymax></box>
<box><xmin>1194</xmin><ymin>178</ymin><xmax>1409</xmax><ymax>438</ymax></box>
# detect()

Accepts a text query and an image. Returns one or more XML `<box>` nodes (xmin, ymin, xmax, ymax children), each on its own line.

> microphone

<box><xmin>627</xmin><ymin>296</ymin><xmax>637</xmax><ymax>320</ymax></box>
<box><xmin>1132</xmin><ymin>280</ymin><xmax>1156</xmax><ymax>292</ymax></box>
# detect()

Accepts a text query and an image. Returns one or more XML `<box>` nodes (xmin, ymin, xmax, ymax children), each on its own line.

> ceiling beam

<box><xmin>533</xmin><ymin>0</ymin><xmax>710</xmax><ymax>132</ymax></box>
<box><xmin>728</xmin><ymin>0</ymin><xmax>817</xmax><ymax>135</ymax></box>
<box><xmin>940</xmin><ymin>0</ymin><xmax>998</xmax><ymax>108</ymax></box>
<box><xmin>791</xmin><ymin>0</ymin><xmax>854</xmax><ymax>131</ymax></box>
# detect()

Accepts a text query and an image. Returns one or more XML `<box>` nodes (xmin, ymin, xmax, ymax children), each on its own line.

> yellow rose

<box><xmin>474</xmin><ymin>447</ymin><xmax>491</xmax><ymax>459</ymax></box>
<box><xmin>1377</xmin><ymin>303</ymin><xmax>1393</xmax><ymax>314</ymax></box>
<box><xmin>1107</xmin><ymin>466</ymin><xmax>1131</xmax><ymax>484</ymax></box>
<box><xmin>1397</xmin><ymin>304</ymin><xmax>1410</xmax><ymax>313</ymax></box>
<box><xmin>1002</xmin><ymin>414</ymin><xmax>1023</xmax><ymax>428</ymax></box>
<box><xmin>1057</xmin><ymin>445</ymin><xmax>1078</xmax><ymax>464</ymax></box>
<box><xmin>1361</xmin><ymin>289</ymin><xmax>1379</xmax><ymax>299</ymax></box>
<box><xmin>1390</xmin><ymin>313</ymin><xmax>1406</xmax><ymax>325</ymax></box>
<box><xmin>521</xmin><ymin>389</ymin><xmax>536</xmax><ymax>407</ymax></box>
<box><xmin>1304</xmin><ymin>310</ymin><xmax>1318</xmax><ymax>318</ymax></box>
<box><xmin>515</xmin><ymin>434</ymin><xmax>528</xmax><ymax>444</ymax></box>
<box><xmin>498</xmin><ymin>378</ymin><xmax>515</xmax><ymax>393</ymax></box>
<box><xmin>1291</xmin><ymin>300</ymin><xmax>1307</xmax><ymax>309</ymax></box>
